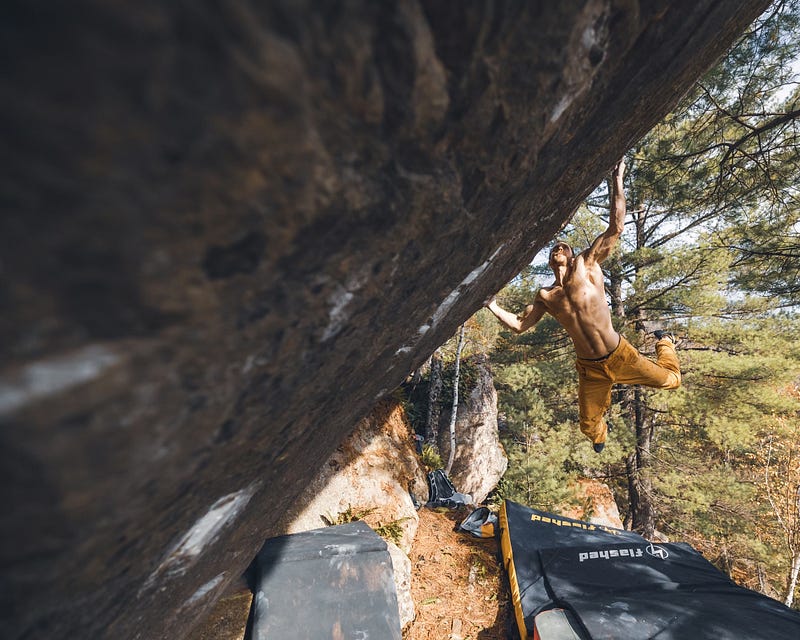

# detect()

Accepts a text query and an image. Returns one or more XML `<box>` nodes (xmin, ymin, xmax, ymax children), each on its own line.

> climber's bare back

<box><xmin>536</xmin><ymin>253</ymin><xmax>619</xmax><ymax>359</ymax></box>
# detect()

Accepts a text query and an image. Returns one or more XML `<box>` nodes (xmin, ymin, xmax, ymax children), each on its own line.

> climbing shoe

<box><xmin>653</xmin><ymin>330</ymin><xmax>676</xmax><ymax>343</ymax></box>
<box><xmin>593</xmin><ymin>421</ymin><xmax>612</xmax><ymax>453</ymax></box>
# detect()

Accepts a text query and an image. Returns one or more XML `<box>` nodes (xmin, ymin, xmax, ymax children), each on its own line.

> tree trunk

<box><xmin>757</xmin><ymin>564</ymin><xmax>769</xmax><ymax>595</ymax></box>
<box><xmin>628</xmin><ymin>388</ymin><xmax>656</xmax><ymax>538</ymax></box>
<box><xmin>608</xmin><ymin>268</ymin><xmax>625</xmax><ymax>320</ymax></box>
<box><xmin>425</xmin><ymin>348</ymin><xmax>442</xmax><ymax>448</ymax></box>
<box><xmin>623</xmin><ymin>199</ymin><xmax>657</xmax><ymax>537</ymax></box>
<box><xmin>785</xmin><ymin>549</ymin><xmax>800</xmax><ymax>607</ymax></box>
<box><xmin>445</xmin><ymin>325</ymin><xmax>466</xmax><ymax>476</ymax></box>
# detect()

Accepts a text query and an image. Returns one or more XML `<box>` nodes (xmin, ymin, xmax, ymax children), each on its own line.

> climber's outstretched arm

<box><xmin>485</xmin><ymin>295</ymin><xmax>546</xmax><ymax>334</ymax></box>
<box><xmin>584</xmin><ymin>158</ymin><xmax>626</xmax><ymax>266</ymax></box>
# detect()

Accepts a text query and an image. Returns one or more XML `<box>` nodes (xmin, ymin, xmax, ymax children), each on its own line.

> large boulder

<box><xmin>0</xmin><ymin>1</ymin><xmax>770</xmax><ymax>638</ymax></box>
<box><xmin>438</xmin><ymin>356</ymin><xmax>507</xmax><ymax>503</ymax></box>
<box><xmin>560</xmin><ymin>479</ymin><xmax>625</xmax><ymax>530</ymax></box>
<box><xmin>277</xmin><ymin>400</ymin><xmax>426</xmax><ymax>554</ymax></box>
<box><xmin>275</xmin><ymin>400</ymin><xmax>425</xmax><ymax>631</ymax></box>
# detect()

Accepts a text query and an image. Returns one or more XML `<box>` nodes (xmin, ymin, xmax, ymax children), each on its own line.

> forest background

<box><xmin>406</xmin><ymin>0</ymin><xmax>800</xmax><ymax>610</ymax></box>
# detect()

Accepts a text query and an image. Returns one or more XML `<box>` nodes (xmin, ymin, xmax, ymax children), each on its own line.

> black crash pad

<box><xmin>500</xmin><ymin>500</ymin><xmax>800</xmax><ymax>640</ymax></box>
<box><xmin>500</xmin><ymin>499</ymin><xmax>800</xmax><ymax>640</ymax></box>
<box><xmin>252</xmin><ymin>521</ymin><xmax>402</xmax><ymax>639</ymax></box>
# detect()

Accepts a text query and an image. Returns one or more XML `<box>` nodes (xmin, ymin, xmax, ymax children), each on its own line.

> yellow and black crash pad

<box><xmin>499</xmin><ymin>499</ymin><xmax>800</xmax><ymax>640</ymax></box>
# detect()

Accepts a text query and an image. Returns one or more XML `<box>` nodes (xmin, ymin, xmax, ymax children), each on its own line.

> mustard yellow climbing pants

<box><xmin>575</xmin><ymin>335</ymin><xmax>681</xmax><ymax>445</ymax></box>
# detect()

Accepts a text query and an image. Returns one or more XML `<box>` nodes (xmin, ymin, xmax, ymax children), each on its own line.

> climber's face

<box><xmin>549</xmin><ymin>242</ymin><xmax>573</xmax><ymax>268</ymax></box>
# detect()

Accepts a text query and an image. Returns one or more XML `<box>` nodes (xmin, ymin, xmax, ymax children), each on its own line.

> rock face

<box><xmin>438</xmin><ymin>356</ymin><xmax>507</xmax><ymax>503</ymax></box>
<box><xmin>560</xmin><ymin>479</ymin><xmax>625</xmax><ymax>530</ymax></box>
<box><xmin>386</xmin><ymin>541</ymin><xmax>416</xmax><ymax>631</ymax></box>
<box><xmin>275</xmin><ymin>400</ymin><xmax>425</xmax><ymax>630</ymax></box>
<box><xmin>277</xmin><ymin>401</ymin><xmax>424</xmax><ymax>547</ymax></box>
<box><xmin>277</xmin><ymin>401</ymin><xmax>426</xmax><ymax>553</ymax></box>
<box><xmin>0</xmin><ymin>1</ymin><xmax>770</xmax><ymax>638</ymax></box>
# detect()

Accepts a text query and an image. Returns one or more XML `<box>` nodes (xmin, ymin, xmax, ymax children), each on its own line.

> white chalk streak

<box><xmin>321</xmin><ymin>270</ymin><xmax>369</xmax><ymax>342</ymax></box>
<box><xmin>0</xmin><ymin>345</ymin><xmax>120</xmax><ymax>415</ymax></box>
<box><xmin>145</xmin><ymin>483</ymin><xmax>259</xmax><ymax>588</ymax></box>
<box><xmin>184</xmin><ymin>573</ymin><xmax>226</xmax><ymax>607</ymax></box>
<box><xmin>322</xmin><ymin>286</ymin><xmax>354</xmax><ymax>342</ymax></box>
<box><xmin>430</xmin><ymin>259</ymin><xmax>492</xmax><ymax>329</ymax></box>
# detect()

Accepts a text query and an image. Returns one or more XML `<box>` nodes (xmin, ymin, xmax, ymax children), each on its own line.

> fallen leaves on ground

<box><xmin>403</xmin><ymin>506</ymin><xmax>512</xmax><ymax>640</ymax></box>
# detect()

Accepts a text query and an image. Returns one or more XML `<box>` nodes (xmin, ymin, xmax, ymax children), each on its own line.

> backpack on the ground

<box><xmin>426</xmin><ymin>469</ymin><xmax>472</xmax><ymax>508</ymax></box>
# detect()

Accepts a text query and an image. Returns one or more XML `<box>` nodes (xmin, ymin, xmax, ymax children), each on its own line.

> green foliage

<box><xmin>322</xmin><ymin>506</ymin><xmax>376</xmax><ymax>527</ymax></box>
<box><xmin>322</xmin><ymin>505</ymin><xmax>411</xmax><ymax>546</ymax></box>
<box><xmin>440</xmin><ymin>357</ymin><xmax>479</xmax><ymax>404</ymax></box>
<box><xmin>625</xmin><ymin>240</ymin><xmax>730</xmax><ymax>319</ymax></box>
<box><xmin>490</xmin><ymin>323</ymin><xmax>578</xmax><ymax>510</ymax></box>
<box><xmin>373</xmin><ymin>518</ymin><xmax>412</xmax><ymax>546</ymax></box>
<box><xmin>420</xmin><ymin>444</ymin><xmax>443</xmax><ymax>471</ymax></box>
<box><xmin>495</xmin><ymin>421</ymin><xmax>581</xmax><ymax>512</ymax></box>
<box><xmin>621</xmin><ymin>0</ymin><xmax>800</xmax><ymax>307</ymax></box>
<box><xmin>646</xmin><ymin>317</ymin><xmax>800</xmax><ymax>586</ymax></box>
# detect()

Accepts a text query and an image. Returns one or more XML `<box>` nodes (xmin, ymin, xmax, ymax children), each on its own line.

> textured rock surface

<box><xmin>275</xmin><ymin>400</ymin><xmax>424</xmax><ymax>630</ymax></box>
<box><xmin>0</xmin><ymin>1</ymin><xmax>769</xmax><ymax>638</ymax></box>
<box><xmin>560</xmin><ymin>479</ymin><xmax>625</xmax><ymax>529</ymax></box>
<box><xmin>277</xmin><ymin>400</ymin><xmax>426</xmax><ymax>554</ymax></box>
<box><xmin>386</xmin><ymin>541</ymin><xmax>416</xmax><ymax>630</ymax></box>
<box><xmin>438</xmin><ymin>356</ymin><xmax>507</xmax><ymax>503</ymax></box>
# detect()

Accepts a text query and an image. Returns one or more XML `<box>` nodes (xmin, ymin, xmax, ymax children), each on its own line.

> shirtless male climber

<box><xmin>484</xmin><ymin>158</ymin><xmax>681</xmax><ymax>453</ymax></box>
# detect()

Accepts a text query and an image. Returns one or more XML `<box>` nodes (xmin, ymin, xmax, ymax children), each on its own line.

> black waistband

<box><xmin>578</xmin><ymin>335</ymin><xmax>622</xmax><ymax>362</ymax></box>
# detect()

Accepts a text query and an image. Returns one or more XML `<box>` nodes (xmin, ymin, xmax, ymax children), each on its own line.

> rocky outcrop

<box><xmin>277</xmin><ymin>400</ymin><xmax>426</xmax><ymax>554</ymax></box>
<box><xmin>438</xmin><ymin>356</ymin><xmax>507</xmax><ymax>503</ymax></box>
<box><xmin>275</xmin><ymin>400</ymin><xmax>424</xmax><ymax>629</ymax></box>
<box><xmin>560</xmin><ymin>479</ymin><xmax>624</xmax><ymax>529</ymax></box>
<box><xmin>386</xmin><ymin>541</ymin><xmax>415</xmax><ymax>630</ymax></box>
<box><xmin>0</xmin><ymin>2</ymin><xmax>770</xmax><ymax>638</ymax></box>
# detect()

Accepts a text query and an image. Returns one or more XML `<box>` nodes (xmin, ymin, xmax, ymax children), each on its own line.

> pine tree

<box><xmin>757</xmin><ymin>382</ymin><xmax>800</xmax><ymax>606</ymax></box>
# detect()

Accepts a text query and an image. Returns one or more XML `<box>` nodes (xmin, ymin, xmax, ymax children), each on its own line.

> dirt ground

<box><xmin>404</xmin><ymin>506</ymin><xmax>513</xmax><ymax>640</ymax></box>
<box><xmin>187</xmin><ymin>506</ymin><xmax>513</xmax><ymax>640</ymax></box>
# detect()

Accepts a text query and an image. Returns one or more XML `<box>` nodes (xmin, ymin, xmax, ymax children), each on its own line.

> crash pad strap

<box><xmin>500</xmin><ymin>500</ymin><xmax>529</xmax><ymax>639</ymax></box>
